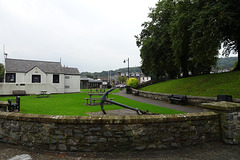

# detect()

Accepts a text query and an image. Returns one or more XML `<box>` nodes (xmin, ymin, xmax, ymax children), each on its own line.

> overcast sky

<box><xmin>0</xmin><ymin>0</ymin><xmax>157</xmax><ymax>72</ymax></box>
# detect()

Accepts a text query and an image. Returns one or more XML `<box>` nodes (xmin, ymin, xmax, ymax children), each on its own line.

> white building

<box><xmin>0</xmin><ymin>58</ymin><xmax>80</xmax><ymax>95</ymax></box>
<box><xmin>119</xmin><ymin>72</ymin><xmax>151</xmax><ymax>84</ymax></box>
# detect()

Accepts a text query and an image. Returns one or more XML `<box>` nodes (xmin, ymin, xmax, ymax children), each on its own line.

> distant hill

<box><xmin>81</xmin><ymin>67</ymin><xmax>142</xmax><ymax>79</ymax></box>
<box><xmin>80</xmin><ymin>57</ymin><xmax>238</xmax><ymax>78</ymax></box>
<box><xmin>215</xmin><ymin>57</ymin><xmax>237</xmax><ymax>69</ymax></box>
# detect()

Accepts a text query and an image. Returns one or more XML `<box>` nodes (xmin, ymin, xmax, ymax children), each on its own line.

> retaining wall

<box><xmin>132</xmin><ymin>89</ymin><xmax>240</xmax><ymax>106</ymax></box>
<box><xmin>0</xmin><ymin>112</ymin><xmax>220</xmax><ymax>152</ymax></box>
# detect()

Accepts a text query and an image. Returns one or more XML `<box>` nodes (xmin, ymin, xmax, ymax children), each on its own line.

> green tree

<box><xmin>189</xmin><ymin>0</ymin><xmax>240</xmax><ymax>70</ymax></box>
<box><xmin>220</xmin><ymin>0</ymin><xmax>240</xmax><ymax>70</ymax></box>
<box><xmin>118</xmin><ymin>76</ymin><xmax>127</xmax><ymax>84</ymax></box>
<box><xmin>137</xmin><ymin>0</ymin><xmax>239</xmax><ymax>79</ymax></box>
<box><xmin>126</xmin><ymin>78</ymin><xmax>139</xmax><ymax>88</ymax></box>
<box><xmin>169</xmin><ymin>0</ymin><xmax>194</xmax><ymax>77</ymax></box>
<box><xmin>0</xmin><ymin>63</ymin><xmax>4</xmax><ymax>82</ymax></box>
<box><xmin>136</xmin><ymin>0</ymin><xmax>179</xmax><ymax>79</ymax></box>
<box><xmin>171</xmin><ymin>0</ymin><xmax>219</xmax><ymax>76</ymax></box>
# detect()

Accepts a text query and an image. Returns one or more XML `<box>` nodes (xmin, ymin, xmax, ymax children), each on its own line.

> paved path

<box><xmin>114</xmin><ymin>90</ymin><xmax>205</xmax><ymax>113</ymax></box>
<box><xmin>1</xmin><ymin>141</ymin><xmax>240</xmax><ymax>159</ymax></box>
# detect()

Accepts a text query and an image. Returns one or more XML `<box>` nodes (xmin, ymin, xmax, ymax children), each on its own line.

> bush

<box><xmin>126</xmin><ymin>78</ymin><xmax>139</xmax><ymax>88</ymax></box>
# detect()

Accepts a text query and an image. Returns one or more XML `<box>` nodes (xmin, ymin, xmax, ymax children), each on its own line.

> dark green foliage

<box><xmin>0</xmin><ymin>63</ymin><xmax>4</xmax><ymax>82</ymax></box>
<box><xmin>136</xmin><ymin>0</ymin><xmax>240</xmax><ymax>79</ymax></box>
<box><xmin>136</xmin><ymin>0</ymin><xmax>179</xmax><ymax>79</ymax></box>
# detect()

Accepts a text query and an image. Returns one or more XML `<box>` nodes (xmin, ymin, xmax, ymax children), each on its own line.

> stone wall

<box><xmin>202</xmin><ymin>101</ymin><xmax>240</xmax><ymax>145</ymax></box>
<box><xmin>132</xmin><ymin>89</ymin><xmax>240</xmax><ymax>106</ymax></box>
<box><xmin>0</xmin><ymin>112</ymin><xmax>220</xmax><ymax>152</ymax></box>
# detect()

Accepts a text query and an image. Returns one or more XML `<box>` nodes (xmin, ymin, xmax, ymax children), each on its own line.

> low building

<box><xmin>0</xmin><ymin>58</ymin><xmax>80</xmax><ymax>95</ymax></box>
<box><xmin>119</xmin><ymin>72</ymin><xmax>151</xmax><ymax>83</ymax></box>
<box><xmin>80</xmin><ymin>77</ymin><xmax>103</xmax><ymax>89</ymax></box>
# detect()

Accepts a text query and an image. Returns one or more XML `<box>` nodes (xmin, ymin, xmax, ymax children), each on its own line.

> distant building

<box><xmin>117</xmin><ymin>72</ymin><xmax>151</xmax><ymax>84</ymax></box>
<box><xmin>80</xmin><ymin>77</ymin><xmax>103</xmax><ymax>89</ymax></box>
<box><xmin>1</xmin><ymin>58</ymin><xmax>80</xmax><ymax>95</ymax></box>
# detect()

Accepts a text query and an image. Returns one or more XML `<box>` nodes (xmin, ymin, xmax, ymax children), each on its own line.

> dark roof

<box><xmin>5</xmin><ymin>58</ymin><xmax>64</xmax><ymax>74</ymax></box>
<box><xmin>63</xmin><ymin>67</ymin><xmax>80</xmax><ymax>75</ymax></box>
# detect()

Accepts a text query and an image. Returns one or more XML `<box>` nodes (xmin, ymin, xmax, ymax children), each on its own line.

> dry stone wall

<box><xmin>202</xmin><ymin>101</ymin><xmax>240</xmax><ymax>145</ymax></box>
<box><xmin>132</xmin><ymin>89</ymin><xmax>240</xmax><ymax>106</ymax></box>
<box><xmin>0</xmin><ymin>112</ymin><xmax>220</xmax><ymax>152</ymax></box>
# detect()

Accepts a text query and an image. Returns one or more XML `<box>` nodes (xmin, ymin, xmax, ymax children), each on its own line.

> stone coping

<box><xmin>202</xmin><ymin>101</ymin><xmax>240</xmax><ymax>111</ymax></box>
<box><xmin>0</xmin><ymin>112</ymin><xmax>218</xmax><ymax>124</ymax></box>
<box><xmin>0</xmin><ymin>101</ymin><xmax>8</xmax><ymax>106</ymax></box>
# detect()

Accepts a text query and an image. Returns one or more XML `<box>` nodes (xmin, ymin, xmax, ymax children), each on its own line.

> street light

<box><xmin>123</xmin><ymin>58</ymin><xmax>129</xmax><ymax>79</ymax></box>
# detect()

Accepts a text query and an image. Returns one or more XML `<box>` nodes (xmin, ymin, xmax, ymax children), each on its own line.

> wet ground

<box><xmin>113</xmin><ymin>90</ymin><xmax>205</xmax><ymax>113</ymax></box>
<box><xmin>1</xmin><ymin>141</ymin><xmax>240</xmax><ymax>160</ymax></box>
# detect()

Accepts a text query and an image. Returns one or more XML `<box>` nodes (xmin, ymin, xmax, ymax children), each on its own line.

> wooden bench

<box><xmin>85</xmin><ymin>98</ymin><xmax>115</xmax><ymax>105</ymax></box>
<box><xmin>217</xmin><ymin>95</ymin><xmax>233</xmax><ymax>102</ymax></box>
<box><xmin>89</xmin><ymin>88</ymin><xmax>106</xmax><ymax>93</ymax></box>
<box><xmin>168</xmin><ymin>94</ymin><xmax>187</xmax><ymax>105</ymax></box>
<box><xmin>8</xmin><ymin>96</ymin><xmax>20</xmax><ymax>112</ymax></box>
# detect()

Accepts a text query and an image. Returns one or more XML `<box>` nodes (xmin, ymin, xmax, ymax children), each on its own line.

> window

<box><xmin>5</xmin><ymin>73</ymin><xmax>16</xmax><ymax>83</ymax></box>
<box><xmin>32</xmin><ymin>75</ymin><xmax>41</xmax><ymax>83</ymax></box>
<box><xmin>65</xmin><ymin>76</ymin><xmax>69</xmax><ymax>79</ymax></box>
<box><xmin>53</xmin><ymin>75</ymin><xmax>59</xmax><ymax>83</ymax></box>
<box><xmin>65</xmin><ymin>85</ymin><xmax>70</xmax><ymax>89</ymax></box>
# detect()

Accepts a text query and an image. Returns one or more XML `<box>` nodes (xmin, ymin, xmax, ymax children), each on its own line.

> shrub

<box><xmin>126</xmin><ymin>78</ymin><xmax>139</xmax><ymax>88</ymax></box>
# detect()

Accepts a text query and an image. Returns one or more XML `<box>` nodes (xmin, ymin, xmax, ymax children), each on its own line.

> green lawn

<box><xmin>141</xmin><ymin>71</ymin><xmax>240</xmax><ymax>98</ymax></box>
<box><xmin>0</xmin><ymin>90</ymin><xmax>184</xmax><ymax>116</ymax></box>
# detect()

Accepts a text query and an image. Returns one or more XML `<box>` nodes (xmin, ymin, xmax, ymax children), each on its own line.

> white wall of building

<box><xmin>46</xmin><ymin>73</ymin><xmax>65</xmax><ymax>93</ymax></box>
<box><xmin>25</xmin><ymin>67</ymin><xmax>47</xmax><ymax>83</ymax></box>
<box><xmin>2</xmin><ymin>67</ymin><xmax>80</xmax><ymax>95</ymax></box>
<box><xmin>140</xmin><ymin>76</ymin><xmax>152</xmax><ymax>83</ymax></box>
<box><xmin>0</xmin><ymin>83</ymin><xmax>62</xmax><ymax>95</ymax></box>
<box><xmin>64</xmin><ymin>75</ymin><xmax>80</xmax><ymax>93</ymax></box>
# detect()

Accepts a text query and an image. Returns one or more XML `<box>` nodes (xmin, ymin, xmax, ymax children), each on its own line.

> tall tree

<box><xmin>136</xmin><ymin>0</ymin><xmax>240</xmax><ymax>80</ymax></box>
<box><xmin>188</xmin><ymin>0</ymin><xmax>220</xmax><ymax>75</ymax></box>
<box><xmin>170</xmin><ymin>0</ymin><xmax>194</xmax><ymax>77</ymax></box>
<box><xmin>0</xmin><ymin>63</ymin><xmax>4</xmax><ymax>82</ymax></box>
<box><xmin>220</xmin><ymin>0</ymin><xmax>240</xmax><ymax>70</ymax></box>
<box><xmin>136</xmin><ymin>0</ymin><xmax>179</xmax><ymax>79</ymax></box>
<box><xmin>190</xmin><ymin>0</ymin><xmax>240</xmax><ymax>70</ymax></box>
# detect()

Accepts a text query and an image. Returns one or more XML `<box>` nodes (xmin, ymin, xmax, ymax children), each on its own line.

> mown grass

<box><xmin>141</xmin><ymin>71</ymin><xmax>240</xmax><ymax>98</ymax></box>
<box><xmin>0</xmin><ymin>89</ymin><xmax>184</xmax><ymax>116</ymax></box>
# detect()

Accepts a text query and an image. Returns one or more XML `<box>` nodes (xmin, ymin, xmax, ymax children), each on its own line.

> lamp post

<box><xmin>123</xmin><ymin>58</ymin><xmax>131</xmax><ymax>94</ymax></box>
<box><xmin>123</xmin><ymin>58</ymin><xmax>129</xmax><ymax>79</ymax></box>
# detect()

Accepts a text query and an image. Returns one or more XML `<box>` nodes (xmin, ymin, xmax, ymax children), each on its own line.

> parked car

<box><xmin>115</xmin><ymin>84</ymin><xmax>126</xmax><ymax>89</ymax></box>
